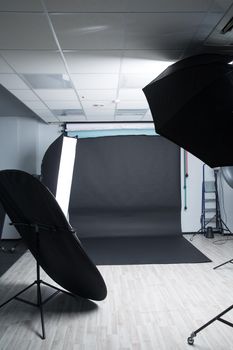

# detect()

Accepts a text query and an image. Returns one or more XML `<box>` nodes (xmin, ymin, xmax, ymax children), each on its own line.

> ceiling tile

<box><xmin>118</xmin><ymin>89</ymin><xmax>148</xmax><ymax>101</ymax></box>
<box><xmin>10</xmin><ymin>89</ymin><xmax>39</xmax><ymax>101</ymax></box>
<box><xmin>115</xmin><ymin>115</ymin><xmax>144</xmax><ymax>121</ymax></box>
<box><xmin>71</xmin><ymin>74</ymin><xmax>119</xmax><ymax>89</ymax></box>
<box><xmin>77</xmin><ymin>89</ymin><xmax>117</xmax><ymax>101</ymax></box>
<box><xmin>32</xmin><ymin>108</ymin><xmax>59</xmax><ymax>122</ymax></box>
<box><xmin>45</xmin><ymin>100</ymin><xmax>82</xmax><ymax>109</ymax></box>
<box><xmin>124</xmin><ymin>13</ymin><xmax>207</xmax><ymax>50</ymax></box>
<box><xmin>117</xmin><ymin>101</ymin><xmax>149</xmax><ymax>109</ymax></box>
<box><xmin>45</xmin><ymin>0</ymin><xmax>128</xmax><ymax>12</ymax></box>
<box><xmin>119</xmin><ymin>74</ymin><xmax>154</xmax><ymax>89</ymax></box>
<box><xmin>121</xmin><ymin>51</ymin><xmax>175</xmax><ymax>73</ymax></box>
<box><xmin>64</xmin><ymin>50</ymin><xmax>122</xmax><ymax>73</ymax></box>
<box><xmin>34</xmin><ymin>89</ymin><xmax>77</xmax><ymax>100</ymax></box>
<box><xmin>83</xmin><ymin>108</ymin><xmax>115</xmax><ymax>118</ymax></box>
<box><xmin>0</xmin><ymin>14</ymin><xmax>57</xmax><ymax>49</ymax></box>
<box><xmin>0</xmin><ymin>0</ymin><xmax>43</xmax><ymax>11</ymax></box>
<box><xmin>125</xmin><ymin>0</ymin><xmax>232</xmax><ymax>12</ymax></box>
<box><xmin>1</xmin><ymin>51</ymin><xmax>66</xmax><ymax>74</ymax></box>
<box><xmin>23</xmin><ymin>100</ymin><xmax>47</xmax><ymax>109</ymax></box>
<box><xmin>44</xmin><ymin>0</ymin><xmax>231</xmax><ymax>13</ymax></box>
<box><xmin>0</xmin><ymin>74</ymin><xmax>29</xmax><ymax>89</ymax></box>
<box><xmin>0</xmin><ymin>56</ymin><xmax>14</xmax><ymax>73</ymax></box>
<box><xmin>86</xmin><ymin>115</ymin><xmax>116</xmax><ymax>121</ymax></box>
<box><xmin>58</xmin><ymin>115</ymin><xmax>86</xmax><ymax>122</ymax></box>
<box><xmin>50</xmin><ymin>14</ymin><xmax>125</xmax><ymax>49</ymax></box>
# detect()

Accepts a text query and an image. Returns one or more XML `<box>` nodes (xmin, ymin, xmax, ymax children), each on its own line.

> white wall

<box><xmin>37</xmin><ymin>123</ymin><xmax>61</xmax><ymax>174</ymax></box>
<box><xmin>0</xmin><ymin>116</ymin><xmax>39</xmax><ymax>238</ymax></box>
<box><xmin>0</xmin><ymin>118</ymin><xmax>61</xmax><ymax>238</ymax></box>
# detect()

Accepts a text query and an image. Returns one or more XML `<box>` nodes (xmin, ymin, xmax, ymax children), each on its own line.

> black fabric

<box><xmin>80</xmin><ymin>236</ymin><xmax>211</xmax><ymax>265</ymax></box>
<box><xmin>41</xmin><ymin>135</ymin><xmax>64</xmax><ymax>196</ymax></box>
<box><xmin>143</xmin><ymin>54</ymin><xmax>233</xmax><ymax>168</ymax></box>
<box><xmin>69</xmin><ymin>135</ymin><xmax>181</xmax><ymax>238</ymax></box>
<box><xmin>0</xmin><ymin>170</ymin><xmax>107</xmax><ymax>301</ymax></box>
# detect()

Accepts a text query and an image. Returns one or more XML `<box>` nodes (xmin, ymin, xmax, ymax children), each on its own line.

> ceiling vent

<box><xmin>116</xmin><ymin>109</ymin><xmax>148</xmax><ymax>117</ymax></box>
<box><xmin>52</xmin><ymin>109</ymin><xmax>84</xmax><ymax>117</ymax></box>
<box><xmin>221</xmin><ymin>16</ymin><xmax>233</xmax><ymax>34</ymax></box>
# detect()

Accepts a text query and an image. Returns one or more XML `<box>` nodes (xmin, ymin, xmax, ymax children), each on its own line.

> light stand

<box><xmin>0</xmin><ymin>223</ymin><xmax>78</xmax><ymax>340</ymax></box>
<box><xmin>187</xmin><ymin>169</ymin><xmax>233</xmax><ymax>345</ymax></box>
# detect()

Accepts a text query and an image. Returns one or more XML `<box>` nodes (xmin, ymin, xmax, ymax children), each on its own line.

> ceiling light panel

<box><xmin>78</xmin><ymin>90</ymin><xmax>117</xmax><ymax>101</ymax></box>
<box><xmin>50</xmin><ymin>14</ymin><xmax>125</xmax><ymax>50</ymax></box>
<box><xmin>44</xmin><ymin>0</ymin><xmax>232</xmax><ymax>12</ymax></box>
<box><xmin>34</xmin><ymin>89</ymin><xmax>77</xmax><ymax>101</ymax></box>
<box><xmin>23</xmin><ymin>74</ymin><xmax>72</xmax><ymax>89</ymax></box>
<box><xmin>71</xmin><ymin>74</ymin><xmax>119</xmax><ymax>90</ymax></box>
<box><xmin>1</xmin><ymin>51</ymin><xmax>66</xmax><ymax>74</ymax></box>
<box><xmin>64</xmin><ymin>50</ymin><xmax>122</xmax><ymax>74</ymax></box>
<box><xmin>0</xmin><ymin>14</ymin><xmax>57</xmax><ymax>50</ymax></box>
<box><xmin>52</xmin><ymin>109</ymin><xmax>84</xmax><ymax>117</ymax></box>
<box><xmin>45</xmin><ymin>100</ymin><xmax>82</xmax><ymax>109</ymax></box>
<box><xmin>0</xmin><ymin>74</ymin><xmax>29</xmax><ymax>89</ymax></box>
<box><xmin>0</xmin><ymin>0</ymin><xmax>43</xmax><ymax>11</ymax></box>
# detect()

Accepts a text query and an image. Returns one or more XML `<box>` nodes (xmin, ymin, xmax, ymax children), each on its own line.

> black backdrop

<box><xmin>69</xmin><ymin>135</ymin><xmax>181</xmax><ymax>237</ymax></box>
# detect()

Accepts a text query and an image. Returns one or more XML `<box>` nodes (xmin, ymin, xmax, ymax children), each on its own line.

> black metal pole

<box><xmin>35</xmin><ymin>225</ymin><xmax>46</xmax><ymax>340</ymax></box>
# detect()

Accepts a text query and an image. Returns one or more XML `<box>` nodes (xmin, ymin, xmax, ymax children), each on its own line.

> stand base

<box><xmin>0</xmin><ymin>278</ymin><xmax>77</xmax><ymax>339</ymax></box>
<box><xmin>187</xmin><ymin>303</ymin><xmax>233</xmax><ymax>345</ymax></box>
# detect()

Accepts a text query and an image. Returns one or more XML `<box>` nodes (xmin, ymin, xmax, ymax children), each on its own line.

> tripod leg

<box><xmin>37</xmin><ymin>280</ymin><xmax>45</xmax><ymax>340</ymax></box>
<box><xmin>36</xmin><ymin>260</ymin><xmax>45</xmax><ymax>339</ymax></box>
<box><xmin>187</xmin><ymin>303</ymin><xmax>233</xmax><ymax>345</ymax></box>
<box><xmin>213</xmin><ymin>259</ymin><xmax>233</xmax><ymax>270</ymax></box>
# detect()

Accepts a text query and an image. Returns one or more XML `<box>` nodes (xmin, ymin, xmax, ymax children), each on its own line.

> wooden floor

<box><xmin>1</xmin><ymin>234</ymin><xmax>233</xmax><ymax>349</ymax></box>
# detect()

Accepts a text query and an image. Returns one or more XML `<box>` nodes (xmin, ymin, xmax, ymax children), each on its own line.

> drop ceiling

<box><xmin>0</xmin><ymin>0</ymin><xmax>232</xmax><ymax>123</ymax></box>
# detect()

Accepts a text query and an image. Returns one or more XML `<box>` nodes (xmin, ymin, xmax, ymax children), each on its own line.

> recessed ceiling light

<box><xmin>22</xmin><ymin>74</ymin><xmax>72</xmax><ymax>89</ymax></box>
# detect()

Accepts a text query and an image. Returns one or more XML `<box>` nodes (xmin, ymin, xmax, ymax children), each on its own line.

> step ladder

<box><xmin>201</xmin><ymin>164</ymin><xmax>223</xmax><ymax>234</ymax></box>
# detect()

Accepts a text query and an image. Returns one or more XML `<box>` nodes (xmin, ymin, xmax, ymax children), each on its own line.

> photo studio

<box><xmin>1</xmin><ymin>1</ymin><xmax>233</xmax><ymax>349</ymax></box>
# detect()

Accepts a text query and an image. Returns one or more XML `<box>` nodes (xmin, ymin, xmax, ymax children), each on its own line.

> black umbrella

<box><xmin>143</xmin><ymin>54</ymin><xmax>233</xmax><ymax>168</ymax></box>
